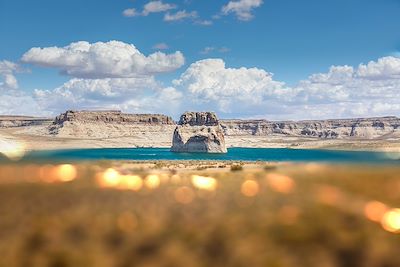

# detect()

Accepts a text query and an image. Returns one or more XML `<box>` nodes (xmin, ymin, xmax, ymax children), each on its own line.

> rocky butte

<box><xmin>171</xmin><ymin>112</ymin><xmax>227</xmax><ymax>153</ymax></box>
<box><xmin>47</xmin><ymin>110</ymin><xmax>176</xmax><ymax>141</ymax></box>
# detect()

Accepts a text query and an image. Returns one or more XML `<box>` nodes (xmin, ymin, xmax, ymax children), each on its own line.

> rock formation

<box><xmin>2</xmin><ymin>109</ymin><xmax>400</xmax><ymax>151</ymax></box>
<box><xmin>220</xmin><ymin>116</ymin><xmax>400</xmax><ymax>139</ymax></box>
<box><xmin>53</xmin><ymin>110</ymin><xmax>174</xmax><ymax>125</ymax></box>
<box><xmin>0</xmin><ymin>116</ymin><xmax>52</xmax><ymax>128</ymax></box>
<box><xmin>171</xmin><ymin>112</ymin><xmax>227</xmax><ymax>153</ymax></box>
<box><xmin>47</xmin><ymin>110</ymin><xmax>176</xmax><ymax>140</ymax></box>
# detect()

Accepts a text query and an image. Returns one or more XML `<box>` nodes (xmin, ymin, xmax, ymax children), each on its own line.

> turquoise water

<box><xmin>2</xmin><ymin>147</ymin><xmax>399</xmax><ymax>163</ymax></box>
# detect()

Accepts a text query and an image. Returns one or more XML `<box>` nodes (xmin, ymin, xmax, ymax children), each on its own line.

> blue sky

<box><xmin>1</xmin><ymin>0</ymin><xmax>400</xmax><ymax>119</ymax></box>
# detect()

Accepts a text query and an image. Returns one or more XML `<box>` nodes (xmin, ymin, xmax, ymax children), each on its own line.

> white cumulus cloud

<box><xmin>356</xmin><ymin>56</ymin><xmax>400</xmax><ymax>80</ymax></box>
<box><xmin>122</xmin><ymin>8</ymin><xmax>139</xmax><ymax>17</ymax></box>
<box><xmin>143</xmin><ymin>0</ymin><xmax>176</xmax><ymax>16</ymax></box>
<box><xmin>21</xmin><ymin>41</ymin><xmax>185</xmax><ymax>79</ymax></box>
<box><xmin>222</xmin><ymin>0</ymin><xmax>263</xmax><ymax>21</ymax></box>
<box><xmin>173</xmin><ymin>58</ymin><xmax>289</xmax><ymax>114</ymax></box>
<box><xmin>0</xmin><ymin>91</ymin><xmax>45</xmax><ymax>116</ymax></box>
<box><xmin>0</xmin><ymin>60</ymin><xmax>19</xmax><ymax>90</ymax></box>
<box><xmin>0</xmin><ymin>60</ymin><xmax>47</xmax><ymax>115</ymax></box>
<box><xmin>172</xmin><ymin>56</ymin><xmax>400</xmax><ymax>119</ymax></box>
<box><xmin>34</xmin><ymin>76</ymin><xmax>159</xmax><ymax>112</ymax></box>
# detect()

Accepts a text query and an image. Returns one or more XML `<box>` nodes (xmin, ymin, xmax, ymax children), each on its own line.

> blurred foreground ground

<box><xmin>0</xmin><ymin>161</ymin><xmax>399</xmax><ymax>267</ymax></box>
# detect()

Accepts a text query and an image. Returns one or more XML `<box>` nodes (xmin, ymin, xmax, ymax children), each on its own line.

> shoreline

<box><xmin>17</xmin><ymin>145</ymin><xmax>400</xmax><ymax>154</ymax></box>
<box><xmin>1</xmin><ymin>125</ymin><xmax>400</xmax><ymax>154</ymax></box>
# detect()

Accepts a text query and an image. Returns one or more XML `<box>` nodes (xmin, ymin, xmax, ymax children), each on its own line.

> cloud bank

<box><xmin>2</xmin><ymin>40</ymin><xmax>400</xmax><ymax>119</ymax></box>
<box><xmin>172</xmin><ymin>56</ymin><xmax>400</xmax><ymax>119</ymax></box>
<box><xmin>0</xmin><ymin>61</ymin><xmax>45</xmax><ymax>116</ymax></box>
<box><xmin>21</xmin><ymin>41</ymin><xmax>185</xmax><ymax>79</ymax></box>
<box><xmin>0</xmin><ymin>60</ymin><xmax>19</xmax><ymax>90</ymax></box>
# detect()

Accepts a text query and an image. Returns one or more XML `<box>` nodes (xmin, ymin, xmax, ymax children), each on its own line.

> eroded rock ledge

<box><xmin>171</xmin><ymin>112</ymin><xmax>227</xmax><ymax>153</ymax></box>
<box><xmin>220</xmin><ymin>116</ymin><xmax>400</xmax><ymax>139</ymax></box>
<box><xmin>54</xmin><ymin>110</ymin><xmax>174</xmax><ymax>125</ymax></box>
<box><xmin>47</xmin><ymin>110</ymin><xmax>176</xmax><ymax>139</ymax></box>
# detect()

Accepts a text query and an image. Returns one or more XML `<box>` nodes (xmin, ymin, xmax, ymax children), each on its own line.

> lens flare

<box><xmin>191</xmin><ymin>175</ymin><xmax>217</xmax><ymax>191</ymax></box>
<box><xmin>96</xmin><ymin>168</ymin><xmax>144</xmax><ymax>190</ymax></box>
<box><xmin>241</xmin><ymin>180</ymin><xmax>259</xmax><ymax>197</ymax></box>
<box><xmin>55</xmin><ymin>164</ymin><xmax>77</xmax><ymax>182</ymax></box>
<box><xmin>364</xmin><ymin>201</ymin><xmax>388</xmax><ymax>222</ymax></box>
<box><xmin>145</xmin><ymin>174</ymin><xmax>160</xmax><ymax>189</ymax></box>
<box><xmin>381</xmin><ymin>209</ymin><xmax>400</xmax><ymax>233</ymax></box>
<box><xmin>98</xmin><ymin>168</ymin><xmax>121</xmax><ymax>188</ymax></box>
<box><xmin>0</xmin><ymin>138</ymin><xmax>25</xmax><ymax>161</ymax></box>
<box><xmin>118</xmin><ymin>175</ymin><xmax>143</xmax><ymax>191</ymax></box>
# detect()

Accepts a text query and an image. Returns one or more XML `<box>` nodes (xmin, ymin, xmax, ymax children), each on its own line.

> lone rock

<box><xmin>171</xmin><ymin>112</ymin><xmax>227</xmax><ymax>153</ymax></box>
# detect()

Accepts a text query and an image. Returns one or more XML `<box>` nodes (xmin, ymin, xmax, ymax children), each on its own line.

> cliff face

<box><xmin>0</xmin><ymin>116</ymin><xmax>52</xmax><ymax>128</ymax></box>
<box><xmin>171</xmin><ymin>112</ymin><xmax>227</xmax><ymax>153</ymax></box>
<box><xmin>48</xmin><ymin>110</ymin><xmax>176</xmax><ymax>139</ymax></box>
<box><xmin>0</xmin><ymin>110</ymin><xmax>400</xmax><ymax>144</ymax></box>
<box><xmin>54</xmin><ymin>110</ymin><xmax>174</xmax><ymax>125</ymax></box>
<box><xmin>221</xmin><ymin>117</ymin><xmax>400</xmax><ymax>139</ymax></box>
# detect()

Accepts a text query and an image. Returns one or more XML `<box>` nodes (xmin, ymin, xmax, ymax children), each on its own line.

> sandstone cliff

<box><xmin>220</xmin><ymin>116</ymin><xmax>400</xmax><ymax>139</ymax></box>
<box><xmin>2</xmin><ymin>110</ymin><xmax>400</xmax><ymax>151</ymax></box>
<box><xmin>171</xmin><ymin>112</ymin><xmax>227</xmax><ymax>153</ymax></box>
<box><xmin>48</xmin><ymin>110</ymin><xmax>176</xmax><ymax>140</ymax></box>
<box><xmin>54</xmin><ymin>110</ymin><xmax>174</xmax><ymax>125</ymax></box>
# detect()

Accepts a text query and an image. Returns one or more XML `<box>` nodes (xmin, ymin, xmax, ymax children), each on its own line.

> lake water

<box><xmin>3</xmin><ymin>147</ymin><xmax>399</xmax><ymax>164</ymax></box>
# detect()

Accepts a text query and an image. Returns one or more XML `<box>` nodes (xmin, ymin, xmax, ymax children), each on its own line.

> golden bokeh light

<box><xmin>96</xmin><ymin>168</ymin><xmax>144</xmax><ymax>191</ymax></box>
<box><xmin>241</xmin><ymin>180</ymin><xmax>259</xmax><ymax>197</ymax></box>
<box><xmin>103</xmin><ymin>168</ymin><xmax>120</xmax><ymax>186</ymax></box>
<box><xmin>97</xmin><ymin>168</ymin><xmax>121</xmax><ymax>188</ymax></box>
<box><xmin>174</xmin><ymin>186</ymin><xmax>195</xmax><ymax>204</ymax></box>
<box><xmin>364</xmin><ymin>201</ymin><xmax>388</xmax><ymax>222</ymax></box>
<box><xmin>381</xmin><ymin>209</ymin><xmax>400</xmax><ymax>233</ymax></box>
<box><xmin>38</xmin><ymin>164</ymin><xmax>78</xmax><ymax>183</ymax></box>
<box><xmin>118</xmin><ymin>175</ymin><xmax>143</xmax><ymax>191</ymax></box>
<box><xmin>191</xmin><ymin>175</ymin><xmax>217</xmax><ymax>191</ymax></box>
<box><xmin>144</xmin><ymin>174</ymin><xmax>161</xmax><ymax>189</ymax></box>
<box><xmin>266</xmin><ymin>173</ymin><xmax>295</xmax><ymax>194</ymax></box>
<box><xmin>55</xmin><ymin>164</ymin><xmax>77</xmax><ymax>182</ymax></box>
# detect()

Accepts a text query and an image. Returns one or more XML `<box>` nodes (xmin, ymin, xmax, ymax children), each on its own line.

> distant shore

<box><xmin>2</xmin><ymin>126</ymin><xmax>400</xmax><ymax>153</ymax></box>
